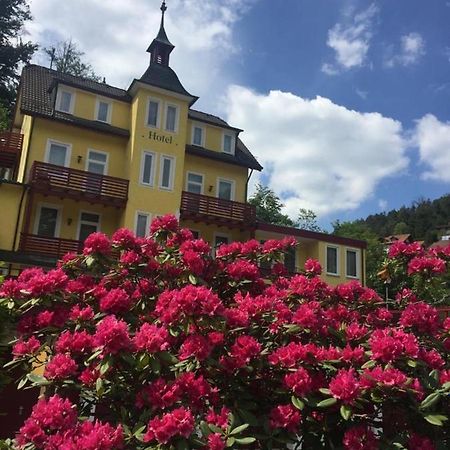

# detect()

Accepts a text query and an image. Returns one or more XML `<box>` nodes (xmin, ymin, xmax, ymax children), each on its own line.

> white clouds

<box><xmin>27</xmin><ymin>0</ymin><xmax>255</xmax><ymax>111</ymax></box>
<box><xmin>322</xmin><ymin>4</ymin><xmax>378</xmax><ymax>74</ymax></box>
<box><xmin>378</xmin><ymin>199</ymin><xmax>388</xmax><ymax>211</ymax></box>
<box><xmin>226</xmin><ymin>86</ymin><xmax>409</xmax><ymax>217</ymax></box>
<box><xmin>415</xmin><ymin>114</ymin><xmax>450</xmax><ymax>183</ymax></box>
<box><xmin>385</xmin><ymin>32</ymin><xmax>426</xmax><ymax>67</ymax></box>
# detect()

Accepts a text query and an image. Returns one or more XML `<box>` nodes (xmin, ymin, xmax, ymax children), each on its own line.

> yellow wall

<box><xmin>183</xmin><ymin>154</ymin><xmax>248</xmax><ymax>203</ymax></box>
<box><xmin>187</xmin><ymin>120</ymin><xmax>234</xmax><ymax>153</ymax></box>
<box><xmin>17</xmin><ymin>115</ymin><xmax>33</xmax><ymax>182</ymax></box>
<box><xmin>0</xmin><ymin>184</ymin><xmax>25</xmax><ymax>251</ymax></box>
<box><xmin>179</xmin><ymin>220</ymin><xmax>251</xmax><ymax>245</ymax></box>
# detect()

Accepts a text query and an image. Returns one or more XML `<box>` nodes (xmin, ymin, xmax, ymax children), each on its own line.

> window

<box><xmin>135</xmin><ymin>212</ymin><xmax>151</xmax><ymax>238</ymax></box>
<box><xmin>159</xmin><ymin>155</ymin><xmax>175</xmax><ymax>190</ymax></box>
<box><xmin>96</xmin><ymin>99</ymin><xmax>111</xmax><ymax>123</ymax></box>
<box><xmin>56</xmin><ymin>88</ymin><xmax>74</xmax><ymax>114</ymax></box>
<box><xmin>140</xmin><ymin>151</ymin><xmax>156</xmax><ymax>186</ymax></box>
<box><xmin>222</xmin><ymin>132</ymin><xmax>235</xmax><ymax>154</ymax></box>
<box><xmin>213</xmin><ymin>235</ymin><xmax>229</xmax><ymax>256</ymax></box>
<box><xmin>165</xmin><ymin>104</ymin><xmax>179</xmax><ymax>132</ymax></box>
<box><xmin>284</xmin><ymin>247</ymin><xmax>296</xmax><ymax>274</ymax></box>
<box><xmin>192</xmin><ymin>125</ymin><xmax>205</xmax><ymax>146</ymax></box>
<box><xmin>86</xmin><ymin>150</ymin><xmax>108</xmax><ymax>175</ymax></box>
<box><xmin>35</xmin><ymin>205</ymin><xmax>60</xmax><ymax>237</ymax></box>
<box><xmin>186</xmin><ymin>172</ymin><xmax>203</xmax><ymax>194</ymax></box>
<box><xmin>147</xmin><ymin>98</ymin><xmax>160</xmax><ymax>127</ymax></box>
<box><xmin>217</xmin><ymin>179</ymin><xmax>234</xmax><ymax>200</ymax></box>
<box><xmin>326</xmin><ymin>246</ymin><xmax>339</xmax><ymax>275</ymax></box>
<box><xmin>346</xmin><ymin>249</ymin><xmax>359</xmax><ymax>278</ymax></box>
<box><xmin>190</xmin><ymin>230</ymin><xmax>200</xmax><ymax>239</ymax></box>
<box><xmin>45</xmin><ymin>140</ymin><xmax>71</xmax><ymax>167</ymax></box>
<box><xmin>78</xmin><ymin>212</ymin><xmax>100</xmax><ymax>242</ymax></box>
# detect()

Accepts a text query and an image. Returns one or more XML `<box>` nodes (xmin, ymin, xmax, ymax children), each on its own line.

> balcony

<box><xmin>180</xmin><ymin>191</ymin><xmax>256</xmax><ymax>229</ymax></box>
<box><xmin>0</xmin><ymin>132</ymin><xmax>23</xmax><ymax>169</ymax></box>
<box><xmin>19</xmin><ymin>234</ymin><xmax>83</xmax><ymax>259</ymax></box>
<box><xmin>30</xmin><ymin>162</ymin><xmax>129</xmax><ymax>208</ymax></box>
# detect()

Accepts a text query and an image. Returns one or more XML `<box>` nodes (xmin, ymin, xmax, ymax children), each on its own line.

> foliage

<box><xmin>1</xmin><ymin>216</ymin><xmax>449</xmax><ymax>449</ymax></box>
<box><xmin>332</xmin><ymin>221</ymin><xmax>385</xmax><ymax>291</ymax></box>
<box><xmin>350</xmin><ymin>195</ymin><xmax>450</xmax><ymax>244</ymax></box>
<box><xmin>0</xmin><ymin>0</ymin><xmax>37</xmax><ymax>112</ymax></box>
<box><xmin>248</xmin><ymin>184</ymin><xmax>295</xmax><ymax>227</ymax></box>
<box><xmin>379</xmin><ymin>241</ymin><xmax>450</xmax><ymax>307</ymax></box>
<box><xmin>0</xmin><ymin>104</ymin><xmax>10</xmax><ymax>131</ymax></box>
<box><xmin>0</xmin><ymin>263</ymin><xmax>13</xmax><ymax>393</ymax></box>
<box><xmin>296</xmin><ymin>208</ymin><xmax>323</xmax><ymax>232</ymax></box>
<box><xmin>44</xmin><ymin>39</ymin><xmax>101</xmax><ymax>81</ymax></box>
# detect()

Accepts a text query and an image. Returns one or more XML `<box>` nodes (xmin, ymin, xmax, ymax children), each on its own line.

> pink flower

<box><xmin>99</xmin><ymin>288</ymin><xmax>133</xmax><ymax>314</ymax></box>
<box><xmin>269</xmin><ymin>404</ymin><xmax>301</xmax><ymax>432</ymax></box>
<box><xmin>69</xmin><ymin>304</ymin><xmax>94</xmax><ymax>321</ymax></box>
<box><xmin>343</xmin><ymin>425</ymin><xmax>378</xmax><ymax>450</ymax></box>
<box><xmin>44</xmin><ymin>353</ymin><xmax>77</xmax><ymax>380</ymax></box>
<box><xmin>206</xmin><ymin>407</ymin><xmax>230</xmax><ymax>429</ymax></box>
<box><xmin>408</xmin><ymin>433</ymin><xmax>435</xmax><ymax>450</ymax></box>
<box><xmin>407</xmin><ymin>256</ymin><xmax>446</xmax><ymax>276</ymax></box>
<box><xmin>304</xmin><ymin>258</ymin><xmax>322</xmax><ymax>276</ymax></box>
<box><xmin>400</xmin><ymin>302</ymin><xmax>440</xmax><ymax>334</ymax></box>
<box><xmin>329</xmin><ymin>369</ymin><xmax>360</xmax><ymax>404</ymax></box>
<box><xmin>226</xmin><ymin>335</ymin><xmax>261</xmax><ymax>369</ymax></box>
<box><xmin>179</xmin><ymin>333</ymin><xmax>213</xmax><ymax>361</ymax></box>
<box><xmin>112</xmin><ymin>228</ymin><xmax>137</xmax><ymax>249</ymax></box>
<box><xmin>143</xmin><ymin>407</ymin><xmax>194</xmax><ymax>444</ymax></box>
<box><xmin>150</xmin><ymin>214</ymin><xmax>179</xmax><ymax>234</ymax></box>
<box><xmin>226</xmin><ymin>260</ymin><xmax>259</xmax><ymax>280</ymax></box>
<box><xmin>284</xmin><ymin>367</ymin><xmax>313</xmax><ymax>396</ymax></box>
<box><xmin>83</xmin><ymin>232</ymin><xmax>111</xmax><ymax>255</ymax></box>
<box><xmin>71</xmin><ymin>420</ymin><xmax>123</xmax><ymax>450</ymax></box>
<box><xmin>12</xmin><ymin>336</ymin><xmax>41</xmax><ymax>357</ymax></box>
<box><xmin>94</xmin><ymin>315</ymin><xmax>131</xmax><ymax>354</ymax></box>
<box><xmin>388</xmin><ymin>241</ymin><xmax>424</xmax><ymax>259</ymax></box>
<box><xmin>207</xmin><ymin>433</ymin><xmax>225</xmax><ymax>450</ymax></box>
<box><xmin>55</xmin><ymin>330</ymin><xmax>94</xmax><ymax>355</ymax></box>
<box><xmin>133</xmin><ymin>323</ymin><xmax>169</xmax><ymax>353</ymax></box>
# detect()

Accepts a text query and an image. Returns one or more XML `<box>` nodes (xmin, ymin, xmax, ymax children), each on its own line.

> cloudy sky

<box><xmin>26</xmin><ymin>0</ymin><xmax>450</xmax><ymax>228</ymax></box>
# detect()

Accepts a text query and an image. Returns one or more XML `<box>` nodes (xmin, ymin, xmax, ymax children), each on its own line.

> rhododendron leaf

<box><xmin>392</xmin><ymin>443</ymin><xmax>406</xmax><ymax>449</ymax></box>
<box><xmin>149</xmin><ymin>356</ymin><xmax>161</xmax><ymax>373</ymax></box>
<box><xmin>237</xmin><ymin>409</ymin><xmax>258</xmax><ymax>426</ymax></box>
<box><xmin>340</xmin><ymin>404</ymin><xmax>352</xmax><ymax>421</ymax></box>
<box><xmin>17</xmin><ymin>376</ymin><xmax>27</xmax><ymax>389</ymax></box>
<box><xmin>85</xmin><ymin>256</ymin><xmax>95</xmax><ymax>267</ymax></box>
<box><xmin>361</xmin><ymin>360</ymin><xmax>376</xmax><ymax>369</ymax></box>
<box><xmin>226</xmin><ymin>437</ymin><xmax>236</xmax><ymax>447</ymax></box>
<box><xmin>291</xmin><ymin>396</ymin><xmax>305</xmax><ymax>410</ymax></box>
<box><xmin>420</xmin><ymin>392</ymin><xmax>441</xmax><ymax>410</ymax></box>
<box><xmin>27</xmin><ymin>373</ymin><xmax>46</xmax><ymax>385</ymax></box>
<box><xmin>424</xmin><ymin>414</ymin><xmax>448</xmax><ymax>426</ymax></box>
<box><xmin>199</xmin><ymin>421</ymin><xmax>211</xmax><ymax>437</ymax></box>
<box><xmin>407</xmin><ymin>359</ymin><xmax>417</xmax><ymax>368</ymax></box>
<box><xmin>176</xmin><ymin>438</ymin><xmax>190</xmax><ymax>450</ymax></box>
<box><xmin>235</xmin><ymin>437</ymin><xmax>256</xmax><ymax>444</ymax></box>
<box><xmin>319</xmin><ymin>388</ymin><xmax>331</xmax><ymax>395</ymax></box>
<box><xmin>99</xmin><ymin>359</ymin><xmax>110</xmax><ymax>375</ymax></box>
<box><xmin>230</xmin><ymin>423</ymin><xmax>249</xmax><ymax>435</ymax></box>
<box><xmin>429</xmin><ymin>369</ymin><xmax>439</xmax><ymax>381</ymax></box>
<box><xmin>87</xmin><ymin>348</ymin><xmax>102</xmax><ymax>362</ymax></box>
<box><xmin>188</xmin><ymin>274</ymin><xmax>197</xmax><ymax>285</ymax></box>
<box><xmin>317</xmin><ymin>397</ymin><xmax>337</xmax><ymax>408</ymax></box>
<box><xmin>208</xmin><ymin>424</ymin><xmax>222</xmax><ymax>433</ymax></box>
<box><xmin>284</xmin><ymin>324</ymin><xmax>301</xmax><ymax>334</ymax></box>
<box><xmin>95</xmin><ymin>377</ymin><xmax>104</xmax><ymax>395</ymax></box>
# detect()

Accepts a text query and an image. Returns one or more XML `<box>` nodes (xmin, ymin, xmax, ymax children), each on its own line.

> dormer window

<box><xmin>192</xmin><ymin>124</ymin><xmax>205</xmax><ymax>146</ymax></box>
<box><xmin>96</xmin><ymin>98</ymin><xmax>111</xmax><ymax>123</ymax></box>
<box><xmin>222</xmin><ymin>132</ymin><xmax>235</xmax><ymax>154</ymax></box>
<box><xmin>56</xmin><ymin>88</ymin><xmax>75</xmax><ymax>114</ymax></box>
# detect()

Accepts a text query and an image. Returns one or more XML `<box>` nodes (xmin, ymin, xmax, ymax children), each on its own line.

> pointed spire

<box><xmin>147</xmin><ymin>0</ymin><xmax>174</xmax><ymax>66</ymax></box>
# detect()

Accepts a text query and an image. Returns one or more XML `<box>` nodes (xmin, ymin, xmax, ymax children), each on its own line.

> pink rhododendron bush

<box><xmin>1</xmin><ymin>215</ymin><xmax>449</xmax><ymax>450</ymax></box>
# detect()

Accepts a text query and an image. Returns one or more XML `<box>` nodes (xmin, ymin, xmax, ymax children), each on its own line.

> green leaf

<box><xmin>319</xmin><ymin>388</ymin><xmax>331</xmax><ymax>395</ymax></box>
<box><xmin>87</xmin><ymin>348</ymin><xmax>102</xmax><ymax>362</ymax></box>
<box><xmin>199</xmin><ymin>421</ymin><xmax>211</xmax><ymax>437</ymax></box>
<box><xmin>100</xmin><ymin>360</ymin><xmax>110</xmax><ymax>375</ymax></box>
<box><xmin>208</xmin><ymin>424</ymin><xmax>222</xmax><ymax>434</ymax></box>
<box><xmin>176</xmin><ymin>439</ymin><xmax>190</xmax><ymax>450</ymax></box>
<box><xmin>340</xmin><ymin>404</ymin><xmax>352</xmax><ymax>421</ymax></box>
<box><xmin>85</xmin><ymin>256</ymin><xmax>95</xmax><ymax>267</ymax></box>
<box><xmin>230</xmin><ymin>424</ymin><xmax>249</xmax><ymax>436</ymax></box>
<box><xmin>361</xmin><ymin>360</ymin><xmax>376</xmax><ymax>369</ymax></box>
<box><xmin>17</xmin><ymin>377</ymin><xmax>28</xmax><ymax>390</ymax></box>
<box><xmin>424</xmin><ymin>414</ymin><xmax>448</xmax><ymax>426</ymax></box>
<box><xmin>96</xmin><ymin>378</ymin><xmax>104</xmax><ymax>396</ymax></box>
<box><xmin>27</xmin><ymin>373</ymin><xmax>46</xmax><ymax>385</ymax></box>
<box><xmin>188</xmin><ymin>274</ymin><xmax>197</xmax><ymax>285</ymax></box>
<box><xmin>237</xmin><ymin>409</ymin><xmax>258</xmax><ymax>426</ymax></box>
<box><xmin>291</xmin><ymin>396</ymin><xmax>304</xmax><ymax>410</ymax></box>
<box><xmin>407</xmin><ymin>359</ymin><xmax>417</xmax><ymax>368</ymax></box>
<box><xmin>235</xmin><ymin>437</ymin><xmax>256</xmax><ymax>445</ymax></box>
<box><xmin>420</xmin><ymin>392</ymin><xmax>441</xmax><ymax>410</ymax></box>
<box><xmin>317</xmin><ymin>397</ymin><xmax>337</xmax><ymax>408</ymax></box>
<box><xmin>226</xmin><ymin>437</ymin><xmax>235</xmax><ymax>447</ymax></box>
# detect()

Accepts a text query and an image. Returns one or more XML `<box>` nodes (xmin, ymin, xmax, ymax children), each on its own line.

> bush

<box><xmin>1</xmin><ymin>215</ymin><xmax>449</xmax><ymax>449</ymax></box>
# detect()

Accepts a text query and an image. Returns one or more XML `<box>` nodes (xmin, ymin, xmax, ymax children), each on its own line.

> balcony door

<box><xmin>35</xmin><ymin>205</ymin><xmax>61</xmax><ymax>238</ymax></box>
<box><xmin>78</xmin><ymin>212</ymin><xmax>100</xmax><ymax>243</ymax></box>
<box><xmin>85</xmin><ymin>150</ymin><xmax>108</xmax><ymax>195</ymax></box>
<box><xmin>217</xmin><ymin>179</ymin><xmax>234</xmax><ymax>201</ymax></box>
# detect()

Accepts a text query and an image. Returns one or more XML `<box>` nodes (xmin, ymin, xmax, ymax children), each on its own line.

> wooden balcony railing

<box><xmin>180</xmin><ymin>191</ymin><xmax>256</xmax><ymax>228</ymax></box>
<box><xmin>19</xmin><ymin>233</ymin><xmax>83</xmax><ymax>259</ymax></box>
<box><xmin>30</xmin><ymin>161</ymin><xmax>129</xmax><ymax>207</ymax></box>
<box><xmin>0</xmin><ymin>131</ymin><xmax>23</xmax><ymax>168</ymax></box>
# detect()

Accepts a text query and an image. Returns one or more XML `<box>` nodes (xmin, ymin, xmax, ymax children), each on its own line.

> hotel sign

<box><xmin>148</xmin><ymin>131</ymin><xmax>173</xmax><ymax>144</ymax></box>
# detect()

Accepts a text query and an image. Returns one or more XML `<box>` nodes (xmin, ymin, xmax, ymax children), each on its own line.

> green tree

<box><xmin>393</xmin><ymin>221</ymin><xmax>410</xmax><ymax>235</ymax></box>
<box><xmin>44</xmin><ymin>39</ymin><xmax>100</xmax><ymax>81</ymax></box>
<box><xmin>0</xmin><ymin>0</ymin><xmax>37</xmax><ymax>118</ymax></box>
<box><xmin>0</xmin><ymin>104</ymin><xmax>9</xmax><ymax>131</ymax></box>
<box><xmin>297</xmin><ymin>208</ymin><xmax>323</xmax><ymax>232</ymax></box>
<box><xmin>249</xmin><ymin>184</ymin><xmax>295</xmax><ymax>227</ymax></box>
<box><xmin>332</xmin><ymin>220</ymin><xmax>385</xmax><ymax>291</ymax></box>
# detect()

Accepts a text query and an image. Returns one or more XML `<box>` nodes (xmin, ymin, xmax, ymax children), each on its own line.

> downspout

<box><xmin>245</xmin><ymin>169</ymin><xmax>254</xmax><ymax>202</ymax></box>
<box><xmin>12</xmin><ymin>183</ymin><xmax>29</xmax><ymax>252</ymax></box>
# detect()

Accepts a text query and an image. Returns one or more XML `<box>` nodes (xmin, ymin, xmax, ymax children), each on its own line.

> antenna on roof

<box><xmin>49</xmin><ymin>47</ymin><xmax>56</xmax><ymax>70</ymax></box>
<box><xmin>102</xmin><ymin>77</ymin><xmax>106</xmax><ymax>84</ymax></box>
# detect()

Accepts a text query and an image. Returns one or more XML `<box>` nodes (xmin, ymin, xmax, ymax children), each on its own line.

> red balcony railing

<box><xmin>30</xmin><ymin>162</ymin><xmax>129</xmax><ymax>207</ymax></box>
<box><xmin>19</xmin><ymin>233</ymin><xmax>83</xmax><ymax>259</ymax></box>
<box><xmin>180</xmin><ymin>191</ymin><xmax>256</xmax><ymax>228</ymax></box>
<box><xmin>0</xmin><ymin>131</ymin><xmax>23</xmax><ymax>168</ymax></box>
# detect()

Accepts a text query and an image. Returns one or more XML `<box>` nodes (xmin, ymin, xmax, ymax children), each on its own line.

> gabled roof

<box><xmin>188</xmin><ymin>109</ymin><xmax>243</xmax><ymax>132</ymax></box>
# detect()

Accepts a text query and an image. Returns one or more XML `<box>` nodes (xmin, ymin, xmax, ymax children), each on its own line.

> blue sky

<box><xmin>27</xmin><ymin>0</ymin><xmax>450</xmax><ymax>230</ymax></box>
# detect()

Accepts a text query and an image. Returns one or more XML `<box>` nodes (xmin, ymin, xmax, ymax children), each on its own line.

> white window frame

<box><xmin>135</xmin><ymin>211</ymin><xmax>152</xmax><ymax>238</ymax></box>
<box><xmin>33</xmin><ymin>203</ymin><xmax>62</xmax><ymax>238</ymax></box>
<box><xmin>55</xmin><ymin>86</ymin><xmax>75</xmax><ymax>114</ymax></box>
<box><xmin>345</xmin><ymin>247</ymin><xmax>360</xmax><ymax>279</ymax></box>
<box><xmin>140</xmin><ymin>150</ymin><xmax>157</xmax><ymax>187</ymax></box>
<box><xmin>164</xmin><ymin>103</ymin><xmax>180</xmax><ymax>133</ymax></box>
<box><xmin>146</xmin><ymin>97</ymin><xmax>161</xmax><ymax>128</ymax></box>
<box><xmin>222</xmin><ymin>132</ymin><xmax>236</xmax><ymax>155</ymax></box>
<box><xmin>216</xmin><ymin>178</ymin><xmax>235</xmax><ymax>201</ymax></box>
<box><xmin>186</xmin><ymin>171</ymin><xmax>204</xmax><ymax>195</ymax></box>
<box><xmin>325</xmin><ymin>245</ymin><xmax>340</xmax><ymax>276</ymax></box>
<box><xmin>77</xmin><ymin>211</ymin><xmax>101</xmax><ymax>241</ymax></box>
<box><xmin>85</xmin><ymin>149</ymin><xmax>109</xmax><ymax>175</ymax></box>
<box><xmin>191</xmin><ymin>123</ymin><xmax>205</xmax><ymax>147</ymax></box>
<box><xmin>45</xmin><ymin>139</ymin><xmax>72</xmax><ymax>167</ymax></box>
<box><xmin>95</xmin><ymin>97</ymin><xmax>112</xmax><ymax>123</ymax></box>
<box><xmin>159</xmin><ymin>154</ymin><xmax>175</xmax><ymax>191</ymax></box>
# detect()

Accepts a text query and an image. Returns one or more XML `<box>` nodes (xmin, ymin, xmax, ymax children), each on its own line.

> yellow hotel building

<box><xmin>0</xmin><ymin>2</ymin><xmax>366</xmax><ymax>285</ymax></box>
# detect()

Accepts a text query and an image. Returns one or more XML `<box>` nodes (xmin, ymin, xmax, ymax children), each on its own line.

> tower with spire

<box><xmin>147</xmin><ymin>1</ymin><xmax>174</xmax><ymax>67</ymax></box>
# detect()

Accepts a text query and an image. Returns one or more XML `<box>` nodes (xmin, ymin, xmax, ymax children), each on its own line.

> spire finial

<box><xmin>160</xmin><ymin>1</ymin><xmax>167</xmax><ymax>26</ymax></box>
